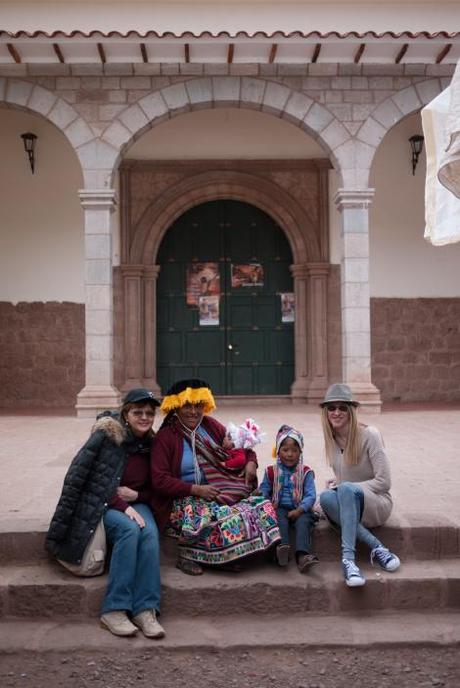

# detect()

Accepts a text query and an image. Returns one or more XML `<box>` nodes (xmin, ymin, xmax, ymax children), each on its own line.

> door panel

<box><xmin>157</xmin><ymin>200</ymin><xmax>294</xmax><ymax>395</ymax></box>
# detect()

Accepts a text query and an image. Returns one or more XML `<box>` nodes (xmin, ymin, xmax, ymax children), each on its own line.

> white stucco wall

<box><xmin>0</xmin><ymin>109</ymin><xmax>84</xmax><ymax>303</ymax></box>
<box><xmin>125</xmin><ymin>108</ymin><xmax>325</xmax><ymax>160</ymax></box>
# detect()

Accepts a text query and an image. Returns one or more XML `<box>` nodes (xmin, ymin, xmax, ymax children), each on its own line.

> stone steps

<box><xmin>1</xmin><ymin>517</ymin><xmax>459</xmax><ymax>566</ymax></box>
<box><xmin>2</xmin><ymin>611</ymin><xmax>460</xmax><ymax>652</ymax></box>
<box><xmin>1</xmin><ymin>557</ymin><xmax>459</xmax><ymax>621</ymax></box>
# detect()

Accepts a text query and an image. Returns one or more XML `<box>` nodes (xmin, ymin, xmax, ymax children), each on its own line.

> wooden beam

<box><xmin>436</xmin><ymin>44</ymin><xmax>452</xmax><ymax>64</ymax></box>
<box><xmin>227</xmin><ymin>43</ymin><xmax>234</xmax><ymax>64</ymax></box>
<box><xmin>311</xmin><ymin>44</ymin><xmax>321</xmax><ymax>63</ymax></box>
<box><xmin>184</xmin><ymin>43</ymin><xmax>190</xmax><ymax>63</ymax></box>
<box><xmin>140</xmin><ymin>43</ymin><xmax>148</xmax><ymax>63</ymax></box>
<box><xmin>53</xmin><ymin>43</ymin><xmax>65</xmax><ymax>64</ymax></box>
<box><xmin>97</xmin><ymin>43</ymin><xmax>106</xmax><ymax>64</ymax></box>
<box><xmin>354</xmin><ymin>43</ymin><xmax>365</xmax><ymax>64</ymax></box>
<box><xmin>395</xmin><ymin>44</ymin><xmax>408</xmax><ymax>64</ymax></box>
<box><xmin>7</xmin><ymin>43</ymin><xmax>21</xmax><ymax>64</ymax></box>
<box><xmin>268</xmin><ymin>43</ymin><xmax>278</xmax><ymax>64</ymax></box>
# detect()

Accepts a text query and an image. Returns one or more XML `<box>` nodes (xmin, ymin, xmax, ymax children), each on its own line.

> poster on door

<box><xmin>231</xmin><ymin>263</ymin><xmax>264</xmax><ymax>288</ymax></box>
<box><xmin>198</xmin><ymin>295</ymin><xmax>220</xmax><ymax>326</ymax></box>
<box><xmin>280</xmin><ymin>292</ymin><xmax>295</xmax><ymax>322</ymax></box>
<box><xmin>186</xmin><ymin>262</ymin><xmax>220</xmax><ymax>306</ymax></box>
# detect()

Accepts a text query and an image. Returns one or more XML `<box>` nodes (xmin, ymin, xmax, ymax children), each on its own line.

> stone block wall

<box><xmin>371</xmin><ymin>298</ymin><xmax>460</xmax><ymax>402</ymax></box>
<box><xmin>0</xmin><ymin>302</ymin><xmax>84</xmax><ymax>408</ymax></box>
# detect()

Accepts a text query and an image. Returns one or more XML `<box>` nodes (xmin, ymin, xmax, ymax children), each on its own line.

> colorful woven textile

<box><xmin>168</xmin><ymin>495</ymin><xmax>281</xmax><ymax>565</ymax></box>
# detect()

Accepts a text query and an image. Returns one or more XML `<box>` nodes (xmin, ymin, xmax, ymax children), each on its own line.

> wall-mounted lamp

<box><xmin>21</xmin><ymin>132</ymin><xmax>37</xmax><ymax>174</ymax></box>
<box><xmin>409</xmin><ymin>134</ymin><xmax>424</xmax><ymax>175</ymax></box>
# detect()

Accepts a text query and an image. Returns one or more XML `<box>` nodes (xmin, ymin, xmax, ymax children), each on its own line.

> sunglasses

<box><xmin>325</xmin><ymin>404</ymin><xmax>349</xmax><ymax>413</ymax></box>
<box><xmin>129</xmin><ymin>410</ymin><xmax>155</xmax><ymax>418</ymax></box>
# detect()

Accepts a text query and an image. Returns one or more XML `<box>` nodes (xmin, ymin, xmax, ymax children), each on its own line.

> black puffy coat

<box><xmin>45</xmin><ymin>415</ymin><xmax>149</xmax><ymax>565</ymax></box>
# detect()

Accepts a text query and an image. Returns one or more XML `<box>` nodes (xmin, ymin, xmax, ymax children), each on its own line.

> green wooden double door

<box><xmin>157</xmin><ymin>200</ymin><xmax>294</xmax><ymax>395</ymax></box>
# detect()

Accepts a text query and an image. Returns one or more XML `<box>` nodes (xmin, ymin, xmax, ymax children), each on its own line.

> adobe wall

<box><xmin>0</xmin><ymin>302</ymin><xmax>84</xmax><ymax>408</ymax></box>
<box><xmin>371</xmin><ymin>298</ymin><xmax>460</xmax><ymax>402</ymax></box>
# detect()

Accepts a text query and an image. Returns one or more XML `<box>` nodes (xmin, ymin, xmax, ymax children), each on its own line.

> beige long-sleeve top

<box><xmin>330</xmin><ymin>425</ymin><xmax>393</xmax><ymax>528</ymax></box>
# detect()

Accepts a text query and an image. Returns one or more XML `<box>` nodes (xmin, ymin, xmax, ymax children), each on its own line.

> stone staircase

<box><xmin>1</xmin><ymin>519</ymin><xmax>460</xmax><ymax>650</ymax></box>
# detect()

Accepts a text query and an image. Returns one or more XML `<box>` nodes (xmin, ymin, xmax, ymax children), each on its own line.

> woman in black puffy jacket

<box><xmin>46</xmin><ymin>388</ymin><xmax>165</xmax><ymax>639</ymax></box>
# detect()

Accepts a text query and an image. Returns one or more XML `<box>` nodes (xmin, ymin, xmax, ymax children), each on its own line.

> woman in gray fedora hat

<box><xmin>319</xmin><ymin>383</ymin><xmax>400</xmax><ymax>587</ymax></box>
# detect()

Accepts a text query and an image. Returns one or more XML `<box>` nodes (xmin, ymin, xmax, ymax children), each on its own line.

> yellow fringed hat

<box><xmin>160</xmin><ymin>378</ymin><xmax>216</xmax><ymax>415</ymax></box>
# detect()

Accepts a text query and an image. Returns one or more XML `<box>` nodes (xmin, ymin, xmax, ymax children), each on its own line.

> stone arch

<box><xmin>101</xmin><ymin>76</ymin><xmax>351</xmax><ymax>186</ymax></box>
<box><xmin>118</xmin><ymin>160</ymin><xmax>331</xmax><ymax>400</ymax></box>
<box><xmin>130</xmin><ymin>170</ymin><xmax>322</xmax><ymax>266</ymax></box>
<box><xmin>1</xmin><ymin>78</ymin><xmax>96</xmax><ymax>180</ymax></box>
<box><xmin>335</xmin><ymin>78</ymin><xmax>444</xmax><ymax>188</ymax></box>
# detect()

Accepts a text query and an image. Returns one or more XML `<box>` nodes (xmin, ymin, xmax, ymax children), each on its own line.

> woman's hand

<box><xmin>191</xmin><ymin>484</ymin><xmax>220</xmax><ymax>501</ymax></box>
<box><xmin>117</xmin><ymin>486</ymin><xmax>139</xmax><ymax>503</ymax></box>
<box><xmin>242</xmin><ymin>460</ymin><xmax>258</xmax><ymax>486</ymax></box>
<box><xmin>125</xmin><ymin>506</ymin><xmax>145</xmax><ymax>528</ymax></box>
<box><xmin>326</xmin><ymin>478</ymin><xmax>337</xmax><ymax>490</ymax></box>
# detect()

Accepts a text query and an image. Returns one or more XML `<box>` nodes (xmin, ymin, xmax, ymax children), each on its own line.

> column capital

<box><xmin>334</xmin><ymin>188</ymin><xmax>375</xmax><ymax>211</ymax></box>
<box><xmin>121</xmin><ymin>264</ymin><xmax>145</xmax><ymax>278</ymax></box>
<box><xmin>306</xmin><ymin>262</ymin><xmax>330</xmax><ymax>277</ymax></box>
<box><xmin>290</xmin><ymin>263</ymin><xmax>309</xmax><ymax>279</ymax></box>
<box><xmin>79</xmin><ymin>189</ymin><xmax>117</xmax><ymax>212</ymax></box>
<box><xmin>144</xmin><ymin>265</ymin><xmax>161</xmax><ymax>280</ymax></box>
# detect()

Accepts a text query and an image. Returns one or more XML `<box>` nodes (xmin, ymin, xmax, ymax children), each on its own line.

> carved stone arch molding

<box><xmin>116</xmin><ymin>159</ymin><xmax>332</xmax><ymax>402</ymax></box>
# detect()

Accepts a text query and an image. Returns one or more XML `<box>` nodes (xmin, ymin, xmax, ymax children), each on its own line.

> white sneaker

<box><xmin>100</xmin><ymin>611</ymin><xmax>138</xmax><ymax>637</ymax></box>
<box><xmin>371</xmin><ymin>545</ymin><xmax>401</xmax><ymax>572</ymax></box>
<box><xmin>342</xmin><ymin>558</ymin><xmax>366</xmax><ymax>587</ymax></box>
<box><xmin>132</xmin><ymin>609</ymin><xmax>166</xmax><ymax>639</ymax></box>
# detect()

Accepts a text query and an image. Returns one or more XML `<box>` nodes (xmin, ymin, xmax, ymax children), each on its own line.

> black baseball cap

<box><xmin>122</xmin><ymin>388</ymin><xmax>161</xmax><ymax>406</ymax></box>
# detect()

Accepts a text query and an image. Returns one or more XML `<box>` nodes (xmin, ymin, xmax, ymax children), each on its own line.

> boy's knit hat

<box><xmin>273</xmin><ymin>424</ymin><xmax>304</xmax><ymax>458</ymax></box>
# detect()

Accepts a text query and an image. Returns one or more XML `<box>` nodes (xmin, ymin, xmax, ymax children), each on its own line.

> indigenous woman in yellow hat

<box><xmin>151</xmin><ymin>378</ymin><xmax>280</xmax><ymax>575</ymax></box>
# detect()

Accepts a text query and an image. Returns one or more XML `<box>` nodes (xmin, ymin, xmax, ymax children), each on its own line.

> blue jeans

<box><xmin>102</xmin><ymin>503</ymin><xmax>161</xmax><ymax>616</ymax></box>
<box><xmin>320</xmin><ymin>482</ymin><xmax>382</xmax><ymax>561</ymax></box>
<box><xmin>277</xmin><ymin>507</ymin><xmax>315</xmax><ymax>556</ymax></box>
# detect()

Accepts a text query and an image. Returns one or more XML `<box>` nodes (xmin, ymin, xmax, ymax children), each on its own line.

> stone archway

<box><xmin>116</xmin><ymin>159</ymin><xmax>331</xmax><ymax>402</ymax></box>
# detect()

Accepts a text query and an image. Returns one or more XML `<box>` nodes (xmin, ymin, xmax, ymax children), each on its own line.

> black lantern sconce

<box><xmin>409</xmin><ymin>134</ymin><xmax>424</xmax><ymax>175</ymax></box>
<box><xmin>21</xmin><ymin>132</ymin><xmax>37</xmax><ymax>174</ymax></box>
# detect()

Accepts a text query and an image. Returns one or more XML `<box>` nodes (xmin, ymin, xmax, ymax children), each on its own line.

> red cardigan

<box><xmin>150</xmin><ymin>416</ymin><xmax>256</xmax><ymax>532</ymax></box>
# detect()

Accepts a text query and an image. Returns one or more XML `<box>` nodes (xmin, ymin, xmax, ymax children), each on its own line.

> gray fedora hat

<box><xmin>320</xmin><ymin>383</ymin><xmax>360</xmax><ymax>407</ymax></box>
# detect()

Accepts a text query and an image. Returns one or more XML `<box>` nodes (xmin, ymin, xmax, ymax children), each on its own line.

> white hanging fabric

<box><xmin>422</xmin><ymin>60</ymin><xmax>460</xmax><ymax>246</ymax></box>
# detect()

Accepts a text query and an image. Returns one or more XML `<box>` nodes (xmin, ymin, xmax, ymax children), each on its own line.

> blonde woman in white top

<box><xmin>319</xmin><ymin>384</ymin><xmax>401</xmax><ymax>587</ymax></box>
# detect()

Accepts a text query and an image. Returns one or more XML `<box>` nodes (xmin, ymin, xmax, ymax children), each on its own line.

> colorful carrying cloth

<box><xmin>174</xmin><ymin>415</ymin><xmax>253</xmax><ymax>505</ymax></box>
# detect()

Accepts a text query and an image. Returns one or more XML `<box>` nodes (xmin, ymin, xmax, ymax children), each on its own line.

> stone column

<box><xmin>143</xmin><ymin>265</ymin><xmax>161</xmax><ymax>396</ymax></box>
<box><xmin>306</xmin><ymin>262</ymin><xmax>330</xmax><ymax>403</ymax></box>
<box><xmin>334</xmin><ymin>189</ymin><xmax>381</xmax><ymax>410</ymax></box>
<box><xmin>290</xmin><ymin>263</ymin><xmax>309</xmax><ymax>401</ymax></box>
<box><xmin>76</xmin><ymin>189</ymin><xmax>121</xmax><ymax>417</ymax></box>
<box><xmin>121</xmin><ymin>264</ymin><xmax>144</xmax><ymax>390</ymax></box>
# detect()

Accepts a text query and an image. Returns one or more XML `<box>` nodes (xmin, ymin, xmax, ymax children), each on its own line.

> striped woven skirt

<box><xmin>168</xmin><ymin>495</ymin><xmax>281</xmax><ymax>565</ymax></box>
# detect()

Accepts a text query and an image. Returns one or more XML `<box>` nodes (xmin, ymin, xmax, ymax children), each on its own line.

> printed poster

<box><xmin>231</xmin><ymin>263</ymin><xmax>264</xmax><ymax>288</ymax></box>
<box><xmin>198</xmin><ymin>295</ymin><xmax>220</xmax><ymax>326</ymax></box>
<box><xmin>280</xmin><ymin>292</ymin><xmax>295</xmax><ymax>323</ymax></box>
<box><xmin>186</xmin><ymin>262</ymin><xmax>220</xmax><ymax>306</ymax></box>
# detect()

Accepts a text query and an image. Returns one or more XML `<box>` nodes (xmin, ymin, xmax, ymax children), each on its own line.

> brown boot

<box><xmin>297</xmin><ymin>553</ymin><xmax>319</xmax><ymax>573</ymax></box>
<box><xmin>276</xmin><ymin>544</ymin><xmax>290</xmax><ymax>567</ymax></box>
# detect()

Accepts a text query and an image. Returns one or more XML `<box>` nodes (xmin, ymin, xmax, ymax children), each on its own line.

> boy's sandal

<box><xmin>176</xmin><ymin>557</ymin><xmax>203</xmax><ymax>576</ymax></box>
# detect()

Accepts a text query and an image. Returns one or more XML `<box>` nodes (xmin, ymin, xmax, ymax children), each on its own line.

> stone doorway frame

<box><xmin>116</xmin><ymin>158</ymin><xmax>332</xmax><ymax>403</ymax></box>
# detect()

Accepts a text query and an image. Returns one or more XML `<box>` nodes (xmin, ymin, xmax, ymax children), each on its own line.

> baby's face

<box><xmin>223</xmin><ymin>434</ymin><xmax>234</xmax><ymax>449</ymax></box>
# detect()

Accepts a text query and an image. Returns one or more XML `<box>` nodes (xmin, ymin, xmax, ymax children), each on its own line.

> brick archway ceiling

<box><xmin>1</xmin><ymin>30</ymin><xmax>459</xmax><ymax>65</ymax></box>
